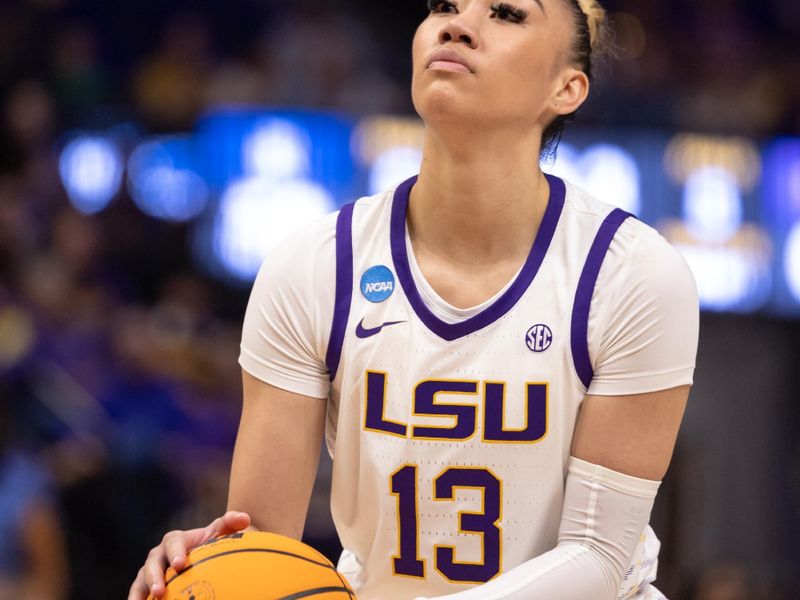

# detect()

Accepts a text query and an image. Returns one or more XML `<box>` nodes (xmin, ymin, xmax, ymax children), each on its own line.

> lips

<box><xmin>427</xmin><ymin>48</ymin><xmax>473</xmax><ymax>73</ymax></box>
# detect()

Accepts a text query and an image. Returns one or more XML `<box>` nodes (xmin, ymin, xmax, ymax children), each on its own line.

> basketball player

<box><xmin>129</xmin><ymin>0</ymin><xmax>698</xmax><ymax>598</ymax></box>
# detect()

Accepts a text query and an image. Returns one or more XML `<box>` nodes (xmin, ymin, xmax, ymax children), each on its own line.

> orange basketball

<box><xmin>148</xmin><ymin>531</ymin><xmax>356</xmax><ymax>600</ymax></box>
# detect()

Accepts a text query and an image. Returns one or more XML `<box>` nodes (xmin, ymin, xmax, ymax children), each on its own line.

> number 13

<box><xmin>390</xmin><ymin>465</ymin><xmax>502</xmax><ymax>584</ymax></box>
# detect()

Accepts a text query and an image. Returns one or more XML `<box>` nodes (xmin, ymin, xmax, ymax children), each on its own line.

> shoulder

<box><xmin>561</xmin><ymin>179</ymin><xmax>620</xmax><ymax>223</ymax></box>
<box><xmin>264</xmin><ymin>187</ymin><xmax>394</xmax><ymax>267</ymax></box>
<box><xmin>562</xmin><ymin>179</ymin><xmax>696</xmax><ymax>295</ymax></box>
<box><xmin>251</xmin><ymin>187</ymin><xmax>396</xmax><ymax>304</ymax></box>
<box><xmin>607</xmin><ymin>216</ymin><xmax>698</xmax><ymax>305</ymax></box>
<box><xmin>569</xmin><ymin>187</ymin><xmax>700</xmax><ymax>394</ymax></box>
<box><xmin>240</xmin><ymin>188</ymin><xmax>396</xmax><ymax>395</ymax></box>
<box><xmin>349</xmin><ymin>187</ymin><xmax>396</xmax><ymax>236</ymax></box>
<box><xmin>262</xmin><ymin>210</ymin><xmax>338</xmax><ymax>272</ymax></box>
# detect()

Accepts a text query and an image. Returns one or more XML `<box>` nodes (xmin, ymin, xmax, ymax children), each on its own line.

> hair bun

<box><xmin>576</xmin><ymin>0</ymin><xmax>607</xmax><ymax>50</ymax></box>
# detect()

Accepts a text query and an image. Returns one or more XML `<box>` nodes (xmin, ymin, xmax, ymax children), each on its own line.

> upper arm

<box><xmin>574</xmin><ymin>222</ymin><xmax>699</xmax><ymax>480</ymax></box>
<box><xmin>572</xmin><ymin>386</ymin><xmax>690</xmax><ymax>480</ymax></box>
<box><xmin>228</xmin><ymin>371</ymin><xmax>327</xmax><ymax>540</ymax></box>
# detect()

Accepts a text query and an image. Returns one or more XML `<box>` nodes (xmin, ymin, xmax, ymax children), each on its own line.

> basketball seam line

<box><xmin>302</xmin><ymin>546</ymin><xmax>355</xmax><ymax>599</ymax></box>
<box><xmin>277</xmin><ymin>585</ymin><xmax>354</xmax><ymax>600</ymax></box>
<box><xmin>164</xmin><ymin>548</ymin><xmax>336</xmax><ymax>586</ymax></box>
<box><xmin>329</xmin><ymin>563</ymin><xmax>355</xmax><ymax>598</ymax></box>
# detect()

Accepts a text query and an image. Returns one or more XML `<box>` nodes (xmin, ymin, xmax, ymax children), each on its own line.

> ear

<box><xmin>550</xmin><ymin>68</ymin><xmax>590</xmax><ymax>116</ymax></box>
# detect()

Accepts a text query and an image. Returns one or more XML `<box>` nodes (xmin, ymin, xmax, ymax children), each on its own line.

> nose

<box><xmin>438</xmin><ymin>15</ymin><xmax>478</xmax><ymax>48</ymax></box>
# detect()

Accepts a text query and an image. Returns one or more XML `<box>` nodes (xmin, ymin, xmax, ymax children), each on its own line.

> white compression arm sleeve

<box><xmin>418</xmin><ymin>457</ymin><xmax>661</xmax><ymax>600</ymax></box>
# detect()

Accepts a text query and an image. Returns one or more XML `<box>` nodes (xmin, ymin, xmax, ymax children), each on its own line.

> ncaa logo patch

<box><xmin>361</xmin><ymin>265</ymin><xmax>395</xmax><ymax>303</ymax></box>
<box><xmin>526</xmin><ymin>324</ymin><xmax>553</xmax><ymax>353</ymax></box>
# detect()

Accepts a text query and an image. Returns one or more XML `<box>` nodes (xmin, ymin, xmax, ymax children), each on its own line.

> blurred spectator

<box><xmin>132</xmin><ymin>12</ymin><xmax>214</xmax><ymax>131</ymax></box>
<box><xmin>4</xmin><ymin>80</ymin><xmax>55</xmax><ymax>150</ymax></box>
<box><xmin>672</xmin><ymin>0</ymin><xmax>785</xmax><ymax>135</ymax></box>
<box><xmin>50</xmin><ymin>22</ymin><xmax>111</xmax><ymax>121</ymax></box>
<box><xmin>0</xmin><ymin>386</ymin><xmax>70</xmax><ymax>600</ymax></box>
<box><xmin>258</xmin><ymin>6</ymin><xmax>404</xmax><ymax>114</ymax></box>
<box><xmin>203</xmin><ymin>57</ymin><xmax>269</xmax><ymax>109</ymax></box>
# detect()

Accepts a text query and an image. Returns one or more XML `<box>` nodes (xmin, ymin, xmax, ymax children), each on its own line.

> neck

<box><xmin>408</xmin><ymin>126</ymin><xmax>551</xmax><ymax>266</ymax></box>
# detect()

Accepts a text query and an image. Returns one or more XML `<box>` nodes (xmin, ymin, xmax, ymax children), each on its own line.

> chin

<box><xmin>412</xmin><ymin>80</ymin><xmax>480</xmax><ymax>126</ymax></box>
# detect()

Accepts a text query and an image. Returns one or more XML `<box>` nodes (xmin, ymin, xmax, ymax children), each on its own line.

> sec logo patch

<box><xmin>526</xmin><ymin>324</ymin><xmax>553</xmax><ymax>353</ymax></box>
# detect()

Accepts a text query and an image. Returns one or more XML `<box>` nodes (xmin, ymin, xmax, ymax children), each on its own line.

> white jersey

<box><xmin>240</xmin><ymin>175</ymin><xmax>698</xmax><ymax>600</ymax></box>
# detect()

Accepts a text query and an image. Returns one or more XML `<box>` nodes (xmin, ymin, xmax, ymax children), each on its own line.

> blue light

<box><xmin>675</xmin><ymin>243</ymin><xmax>770</xmax><ymax>312</ymax></box>
<box><xmin>128</xmin><ymin>137</ymin><xmax>209</xmax><ymax>222</ymax></box>
<box><xmin>682</xmin><ymin>166</ymin><xmax>743</xmax><ymax>243</ymax></box>
<box><xmin>785</xmin><ymin>221</ymin><xmax>800</xmax><ymax>304</ymax></box>
<box><xmin>542</xmin><ymin>143</ymin><xmax>641</xmax><ymax>214</ymax></box>
<box><xmin>667</xmin><ymin>162</ymin><xmax>771</xmax><ymax>312</ymax></box>
<box><xmin>196</xmin><ymin>109</ymin><xmax>356</xmax><ymax>203</ymax></box>
<box><xmin>762</xmin><ymin>138</ymin><xmax>800</xmax><ymax>225</ymax></box>
<box><xmin>59</xmin><ymin>136</ymin><xmax>123</xmax><ymax>215</ymax></box>
<box><xmin>242</xmin><ymin>119</ymin><xmax>311</xmax><ymax>180</ymax></box>
<box><xmin>211</xmin><ymin>177</ymin><xmax>336</xmax><ymax>281</ymax></box>
<box><xmin>762</xmin><ymin>138</ymin><xmax>800</xmax><ymax>314</ymax></box>
<box><xmin>369</xmin><ymin>146</ymin><xmax>422</xmax><ymax>195</ymax></box>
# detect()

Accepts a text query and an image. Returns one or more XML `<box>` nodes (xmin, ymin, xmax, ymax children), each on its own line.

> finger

<box><xmin>201</xmin><ymin>511</ymin><xmax>251</xmax><ymax>543</ymax></box>
<box><xmin>127</xmin><ymin>568</ymin><xmax>149</xmax><ymax>600</ymax></box>
<box><xmin>162</xmin><ymin>513</ymin><xmax>253</xmax><ymax>575</ymax></box>
<box><xmin>163</xmin><ymin>528</ymin><xmax>207</xmax><ymax>572</ymax></box>
<box><xmin>218</xmin><ymin>511</ymin><xmax>251</xmax><ymax>534</ymax></box>
<box><xmin>164</xmin><ymin>513</ymin><xmax>250</xmax><ymax>572</ymax></box>
<box><xmin>142</xmin><ymin>546</ymin><xmax>169</xmax><ymax>598</ymax></box>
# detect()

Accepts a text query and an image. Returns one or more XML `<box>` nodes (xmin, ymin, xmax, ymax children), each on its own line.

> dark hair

<box><xmin>540</xmin><ymin>0</ymin><xmax>605</xmax><ymax>159</ymax></box>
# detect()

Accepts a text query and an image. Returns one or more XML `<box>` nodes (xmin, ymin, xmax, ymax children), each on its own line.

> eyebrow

<box><xmin>529</xmin><ymin>0</ymin><xmax>545</xmax><ymax>12</ymax></box>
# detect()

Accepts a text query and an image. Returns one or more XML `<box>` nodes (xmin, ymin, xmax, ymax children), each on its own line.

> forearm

<box><xmin>420</xmin><ymin>458</ymin><xmax>660</xmax><ymax>600</ymax></box>
<box><xmin>228</xmin><ymin>373</ymin><xmax>327</xmax><ymax>540</ymax></box>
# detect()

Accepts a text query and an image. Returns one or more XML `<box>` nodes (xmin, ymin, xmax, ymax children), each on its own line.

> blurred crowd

<box><xmin>0</xmin><ymin>0</ymin><xmax>798</xmax><ymax>598</ymax></box>
<box><xmin>597</xmin><ymin>0</ymin><xmax>800</xmax><ymax>136</ymax></box>
<box><xmin>0</xmin><ymin>210</ymin><xmax>245</xmax><ymax>597</ymax></box>
<box><xmin>0</xmin><ymin>0</ymin><xmax>798</xmax><ymax>138</ymax></box>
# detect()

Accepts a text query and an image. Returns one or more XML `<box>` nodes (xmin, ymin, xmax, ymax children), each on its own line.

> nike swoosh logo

<box><xmin>355</xmin><ymin>319</ymin><xmax>406</xmax><ymax>339</ymax></box>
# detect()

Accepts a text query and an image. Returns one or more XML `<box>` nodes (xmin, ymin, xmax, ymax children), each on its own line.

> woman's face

<box><xmin>411</xmin><ymin>0</ymin><xmax>584</xmax><ymax>134</ymax></box>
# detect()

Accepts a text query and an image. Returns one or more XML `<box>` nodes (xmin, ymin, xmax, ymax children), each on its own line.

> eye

<box><xmin>427</xmin><ymin>0</ymin><xmax>458</xmax><ymax>14</ymax></box>
<box><xmin>490</xmin><ymin>2</ymin><xmax>529</xmax><ymax>23</ymax></box>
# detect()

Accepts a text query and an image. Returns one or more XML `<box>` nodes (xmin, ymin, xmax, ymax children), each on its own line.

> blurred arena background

<box><xmin>0</xmin><ymin>0</ymin><xmax>799</xmax><ymax>598</ymax></box>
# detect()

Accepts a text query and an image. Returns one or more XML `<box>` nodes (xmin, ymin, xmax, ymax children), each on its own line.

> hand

<box><xmin>127</xmin><ymin>511</ymin><xmax>251</xmax><ymax>600</ymax></box>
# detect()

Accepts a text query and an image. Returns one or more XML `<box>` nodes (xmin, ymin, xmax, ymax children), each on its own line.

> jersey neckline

<box><xmin>405</xmin><ymin>227</ymin><xmax>521</xmax><ymax>323</ymax></box>
<box><xmin>389</xmin><ymin>174</ymin><xmax>566</xmax><ymax>341</ymax></box>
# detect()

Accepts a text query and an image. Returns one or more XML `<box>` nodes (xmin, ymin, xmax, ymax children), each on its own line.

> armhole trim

<box><xmin>571</xmin><ymin>208</ymin><xmax>634</xmax><ymax>390</ymax></box>
<box><xmin>325</xmin><ymin>202</ymin><xmax>355</xmax><ymax>381</ymax></box>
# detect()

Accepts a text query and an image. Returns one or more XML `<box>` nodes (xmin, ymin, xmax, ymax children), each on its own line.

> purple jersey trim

<box><xmin>571</xmin><ymin>208</ymin><xmax>634</xmax><ymax>389</ymax></box>
<box><xmin>325</xmin><ymin>202</ymin><xmax>355</xmax><ymax>381</ymax></box>
<box><xmin>390</xmin><ymin>174</ymin><xmax>566</xmax><ymax>341</ymax></box>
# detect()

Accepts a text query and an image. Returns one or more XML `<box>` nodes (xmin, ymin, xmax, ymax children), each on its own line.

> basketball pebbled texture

<box><xmin>148</xmin><ymin>531</ymin><xmax>356</xmax><ymax>600</ymax></box>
